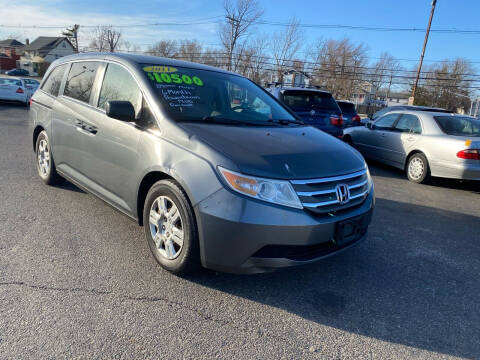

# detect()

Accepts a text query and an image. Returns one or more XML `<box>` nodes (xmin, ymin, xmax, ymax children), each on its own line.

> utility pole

<box><xmin>386</xmin><ymin>73</ymin><xmax>393</xmax><ymax>103</ymax></box>
<box><xmin>226</xmin><ymin>15</ymin><xmax>238</xmax><ymax>72</ymax></box>
<box><xmin>410</xmin><ymin>0</ymin><xmax>437</xmax><ymax>105</ymax></box>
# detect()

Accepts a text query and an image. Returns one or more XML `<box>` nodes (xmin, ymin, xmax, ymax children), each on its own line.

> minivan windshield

<box><xmin>142</xmin><ymin>64</ymin><xmax>300</xmax><ymax>126</ymax></box>
<box><xmin>434</xmin><ymin>115</ymin><xmax>480</xmax><ymax>136</ymax></box>
<box><xmin>282</xmin><ymin>90</ymin><xmax>340</xmax><ymax>112</ymax></box>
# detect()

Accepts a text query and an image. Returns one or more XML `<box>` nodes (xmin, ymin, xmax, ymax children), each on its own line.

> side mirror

<box><xmin>366</xmin><ymin>121</ymin><xmax>373</xmax><ymax>129</ymax></box>
<box><xmin>106</xmin><ymin>100</ymin><xmax>135</xmax><ymax>122</ymax></box>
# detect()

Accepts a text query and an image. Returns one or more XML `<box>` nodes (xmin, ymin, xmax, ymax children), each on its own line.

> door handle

<box><xmin>82</xmin><ymin>122</ymin><xmax>97</xmax><ymax>134</ymax></box>
<box><xmin>75</xmin><ymin>119</ymin><xmax>97</xmax><ymax>134</ymax></box>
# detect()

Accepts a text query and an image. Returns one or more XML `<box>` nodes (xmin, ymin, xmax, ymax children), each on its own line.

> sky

<box><xmin>1</xmin><ymin>0</ymin><xmax>479</xmax><ymax>72</ymax></box>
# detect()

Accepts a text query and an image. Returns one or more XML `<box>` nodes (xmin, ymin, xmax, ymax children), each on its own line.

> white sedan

<box><xmin>0</xmin><ymin>77</ymin><xmax>31</xmax><ymax>106</ymax></box>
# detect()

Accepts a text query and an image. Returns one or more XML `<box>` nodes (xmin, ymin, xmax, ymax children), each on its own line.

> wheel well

<box><xmin>137</xmin><ymin>171</ymin><xmax>173</xmax><ymax>225</ymax></box>
<box><xmin>33</xmin><ymin>126</ymin><xmax>44</xmax><ymax>152</ymax></box>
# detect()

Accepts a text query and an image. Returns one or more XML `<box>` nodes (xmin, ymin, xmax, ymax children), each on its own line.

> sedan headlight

<box><xmin>218</xmin><ymin>167</ymin><xmax>302</xmax><ymax>209</ymax></box>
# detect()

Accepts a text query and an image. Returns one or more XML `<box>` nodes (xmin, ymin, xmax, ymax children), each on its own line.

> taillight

<box><xmin>352</xmin><ymin>115</ymin><xmax>361</xmax><ymax>122</ymax></box>
<box><xmin>457</xmin><ymin>149</ymin><xmax>480</xmax><ymax>160</ymax></box>
<box><xmin>29</xmin><ymin>98</ymin><xmax>33</xmax><ymax>106</ymax></box>
<box><xmin>16</xmin><ymin>87</ymin><xmax>24</xmax><ymax>93</ymax></box>
<box><xmin>330</xmin><ymin>115</ymin><xmax>344</xmax><ymax>127</ymax></box>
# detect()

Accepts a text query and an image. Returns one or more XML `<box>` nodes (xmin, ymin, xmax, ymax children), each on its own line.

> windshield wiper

<box><xmin>200</xmin><ymin>116</ymin><xmax>277</xmax><ymax>126</ymax></box>
<box><xmin>271</xmin><ymin>119</ymin><xmax>305</xmax><ymax>126</ymax></box>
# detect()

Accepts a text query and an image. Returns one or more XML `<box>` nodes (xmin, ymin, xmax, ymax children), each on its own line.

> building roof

<box><xmin>0</xmin><ymin>39</ymin><xmax>24</xmax><ymax>48</ymax></box>
<box><xmin>24</xmin><ymin>37</ymin><xmax>72</xmax><ymax>56</ymax></box>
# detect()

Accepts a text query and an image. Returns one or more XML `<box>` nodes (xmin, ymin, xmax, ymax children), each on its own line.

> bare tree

<box><xmin>89</xmin><ymin>25</ymin><xmax>122</xmax><ymax>52</ymax></box>
<box><xmin>146</xmin><ymin>40</ymin><xmax>178</xmax><ymax>58</ymax></box>
<box><xmin>175</xmin><ymin>39</ymin><xmax>204</xmax><ymax>62</ymax></box>
<box><xmin>270</xmin><ymin>17</ymin><xmax>304</xmax><ymax>82</ymax></box>
<box><xmin>413</xmin><ymin>58</ymin><xmax>475</xmax><ymax>111</ymax></box>
<box><xmin>369</xmin><ymin>52</ymin><xmax>402</xmax><ymax>99</ymax></box>
<box><xmin>62</xmin><ymin>24</ymin><xmax>80</xmax><ymax>53</ymax></box>
<box><xmin>310</xmin><ymin>38</ymin><xmax>368</xmax><ymax>99</ymax></box>
<box><xmin>220</xmin><ymin>0</ymin><xmax>264</xmax><ymax>71</ymax></box>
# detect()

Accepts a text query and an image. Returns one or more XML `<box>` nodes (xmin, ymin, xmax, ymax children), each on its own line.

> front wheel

<box><xmin>35</xmin><ymin>131</ymin><xmax>64</xmax><ymax>185</ymax></box>
<box><xmin>143</xmin><ymin>179</ymin><xmax>200</xmax><ymax>274</ymax></box>
<box><xmin>406</xmin><ymin>153</ymin><xmax>429</xmax><ymax>183</ymax></box>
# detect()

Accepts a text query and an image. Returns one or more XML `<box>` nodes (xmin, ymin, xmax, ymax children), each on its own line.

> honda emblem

<box><xmin>335</xmin><ymin>184</ymin><xmax>350</xmax><ymax>204</ymax></box>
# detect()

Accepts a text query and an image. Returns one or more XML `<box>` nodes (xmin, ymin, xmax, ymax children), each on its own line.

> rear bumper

<box><xmin>431</xmin><ymin>161</ymin><xmax>480</xmax><ymax>181</ymax></box>
<box><xmin>195</xmin><ymin>187</ymin><xmax>374</xmax><ymax>274</ymax></box>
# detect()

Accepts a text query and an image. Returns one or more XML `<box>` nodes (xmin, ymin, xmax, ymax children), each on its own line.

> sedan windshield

<box><xmin>142</xmin><ymin>64</ymin><xmax>299</xmax><ymax>126</ymax></box>
<box><xmin>434</xmin><ymin>115</ymin><xmax>480</xmax><ymax>136</ymax></box>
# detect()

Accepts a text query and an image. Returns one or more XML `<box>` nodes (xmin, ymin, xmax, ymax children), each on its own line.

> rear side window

<box><xmin>98</xmin><ymin>63</ymin><xmax>142</xmax><ymax>115</ymax></box>
<box><xmin>434</xmin><ymin>116</ymin><xmax>480</xmax><ymax>136</ymax></box>
<box><xmin>395</xmin><ymin>114</ymin><xmax>422</xmax><ymax>134</ymax></box>
<box><xmin>282</xmin><ymin>90</ymin><xmax>340</xmax><ymax>112</ymax></box>
<box><xmin>64</xmin><ymin>62</ymin><xmax>100</xmax><ymax>103</ymax></box>
<box><xmin>41</xmin><ymin>64</ymin><xmax>67</xmax><ymax>97</ymax></box>
<box><xmin>0</xmin><ymin>78</ymin><xmax>22</xmax><ymax>86</ymax></box>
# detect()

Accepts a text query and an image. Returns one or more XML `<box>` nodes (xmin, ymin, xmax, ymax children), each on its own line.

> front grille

<box><xmin>290</xmin><ymin>169</ymin><xmax>369</xmax><ymax>215</ymax></box>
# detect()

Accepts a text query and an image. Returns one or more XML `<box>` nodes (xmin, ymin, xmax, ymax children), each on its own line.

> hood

<box><xmin>179</xmin><ymin>123</ymin><xmax>366</xmax><ymax>179</ymax></box>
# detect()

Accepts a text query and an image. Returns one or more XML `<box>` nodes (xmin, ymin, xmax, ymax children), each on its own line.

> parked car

<box><xmin>6</xmin><ymin>68</ymin><xmax>29</xmax><ymax>76</ymax></box>
<box><xmin>0</xmin><ymin>77</ymin><xmax>31</xmax><ymax>106</ymax></box>
<box><xmin>343</xmin><ymin>110</ymin><xmax>480</xmax><ymax>183</ymax></box>
<box><xmin>31</xmin><ymin>53</ymin><xmax>374</xmax><ymax>274</ymax></box>
<box><xmin>369</xmin><ymin>105</ymin><xmax>447</xmax><ymax>121</ymax></box>
<box><xmin>267</xmin><ymin>85</ymin><xmax>344</xmax><ymax>137</ymax></box>
<box><xmin>336</xmin><ymin>100</ymin><xmax>362</xmax><ymax>128</ymax></box>
<box><xmin>23</xmin><ymin>78</ymin><xmax>40</xmax><ymax>94</ymax></box>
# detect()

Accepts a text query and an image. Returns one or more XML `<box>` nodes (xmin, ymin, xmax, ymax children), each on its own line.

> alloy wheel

<box><xmin>149</xmin><ymin>195</ymin><xmax>184</xmax><ymax>260</ymax></box>
<box><xmin>37</xmin><ymin>139</ymin><xmax>50</xmax><ymax>177</ymax></box>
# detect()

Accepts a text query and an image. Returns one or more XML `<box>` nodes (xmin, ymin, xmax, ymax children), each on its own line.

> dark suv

<box><xmin>336</xmin><ymin>100</ymin><xmax>361</xmax><ymax>128</ymax></box>
<box><xmin>267</xmin><ymin>86</ymin><xmax>344</xmax><ymax>137</ymax></box>
<box><xmin>30</xmin><ymin>53</ymin><xmax>374</xmax><ymax>274</ymax></box>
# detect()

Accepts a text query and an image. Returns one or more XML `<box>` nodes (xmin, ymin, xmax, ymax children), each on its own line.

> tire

<box><xmin>406</xmin><ymin>153</ymin><xmax>429</xmax><ymax>183</ymax></box>
<box><xmin>35</xmin><ymin>130</ymin><xmax>64</xmax><ymax>185</ymax></box>
<box><xmin>344</xmin><ymin>135</ymin><xmax>353</xmax><ymax>146</ymax></box>
<box><xmin>143</xmin><ymin>179</ymin><xmax>200</xmax><ymax>274</ymax></box>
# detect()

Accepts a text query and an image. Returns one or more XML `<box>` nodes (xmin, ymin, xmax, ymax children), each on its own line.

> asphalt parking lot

<box><xmin>0</xmin><ymin>104</ymin><xmax>479</xmax><ymax>359</ymax></box>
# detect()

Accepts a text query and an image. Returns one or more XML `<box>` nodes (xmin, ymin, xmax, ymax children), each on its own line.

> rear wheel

<box><xmin>35</xmin><ymin>131</ymin><xmax>64</xmax><ymax>185</ymax></box>
<box><xmin>143</xmin><ymin>179</ymin><xmax>200</xmax><ymax>274</ymax></box>
<box><xmin>406</xmin><ymin>153</ymin><xmax>429</xmax><ymax>183</ymax></box>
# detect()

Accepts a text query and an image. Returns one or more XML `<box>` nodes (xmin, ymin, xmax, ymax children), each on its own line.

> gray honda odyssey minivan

<box><xmin>30</xmin><ymin>53</ymin><xmax>374</xmax><ymax>274</ymax></box>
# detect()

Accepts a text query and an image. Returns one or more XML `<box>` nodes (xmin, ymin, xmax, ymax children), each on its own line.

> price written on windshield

<box><xmin>146</xmin><ymin>72</ymin><xmax>204</xmax><ymax>86</ymax></box>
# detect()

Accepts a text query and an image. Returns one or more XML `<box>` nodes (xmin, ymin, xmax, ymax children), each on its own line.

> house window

<box><xmin>62</xmin><ymin>42</ymin><xmax>66</xmax><ymax>48</ymax></box>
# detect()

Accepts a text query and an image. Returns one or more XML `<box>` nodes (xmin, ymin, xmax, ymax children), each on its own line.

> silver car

<box><xmin>343</xmin><ymin>110</ymin><xmax>480</xmax><ymax>183</ymax></box>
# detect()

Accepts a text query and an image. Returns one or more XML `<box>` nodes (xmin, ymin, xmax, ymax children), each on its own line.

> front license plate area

<box><xmin>334</xmin><ymin>214</ymin><xmax>369</xmax><ymax>247</ymax></box>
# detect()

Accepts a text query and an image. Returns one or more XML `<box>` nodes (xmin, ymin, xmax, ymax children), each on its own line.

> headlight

<box><xmin>218</xmin><ymin>167</ymin><xmax>302</xmax><ymax>209</ymax></box>
<box><xmin>366</xmin><ymin>165</ymin><xmax>374</xmax><ymax>190</ymax></box>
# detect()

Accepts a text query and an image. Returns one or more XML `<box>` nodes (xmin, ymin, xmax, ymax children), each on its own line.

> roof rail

<box><xmin>265</xmin><ymin>82</ymin><xmax>326</xmax><ymax>90</ymax></box>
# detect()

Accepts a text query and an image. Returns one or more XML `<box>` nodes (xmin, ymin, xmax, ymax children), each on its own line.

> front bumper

<box><xmin>194</xmin><ymin>187</ymin><xmax>374</xmax><ymax>274</ymax></box>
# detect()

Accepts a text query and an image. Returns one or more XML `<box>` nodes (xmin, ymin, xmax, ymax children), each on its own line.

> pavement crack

<box><xmin>0</xmin><ymin>280</ymin><xmax>298</xmax><ymax>348</ymax></box>
<box><xmin>0</xmin><ymin>281</ymin><xmax>111</xmax><ymax>296</ymax></box>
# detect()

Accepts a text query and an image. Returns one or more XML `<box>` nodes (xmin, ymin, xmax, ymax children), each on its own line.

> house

<box><xmin>352</xmin><ymin>81</ymin><xmax>377</xmax><ymax>105</ymax></box>
<box><xmin>283</xmin><ymin>69</ymin><xmax>311</xmax><ymax>87</ymax></box>
<box><xmin>0</xmin><ymin>39</ymin><xmax>24</xmax><ymax>72</ymax></box>
<box><xmin>19</xmin><ymin>37</ymin><xmax>75</xmax><ymax>75</ymax></box>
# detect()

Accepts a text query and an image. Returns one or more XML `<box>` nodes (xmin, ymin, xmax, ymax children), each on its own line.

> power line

<box><xmin>3</xmin><ymin>17</ymin><xmax>480</xmax><ymax>35</ymax></box>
